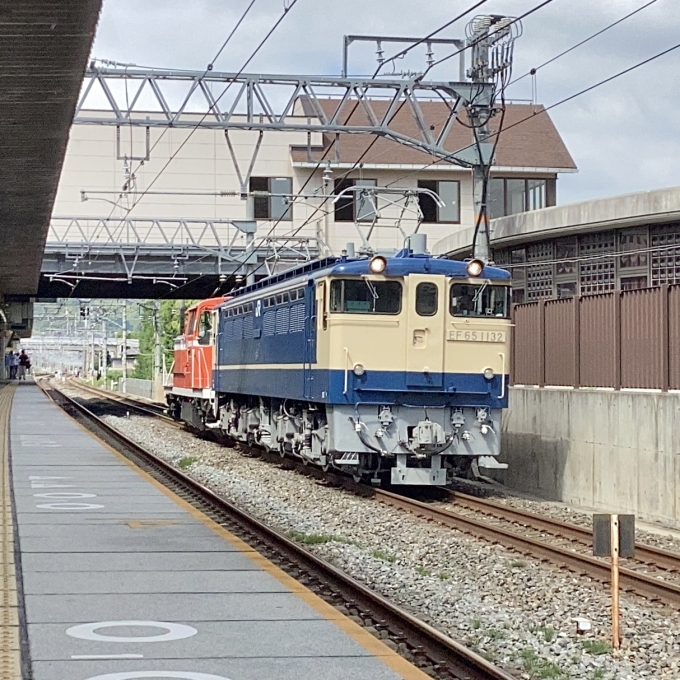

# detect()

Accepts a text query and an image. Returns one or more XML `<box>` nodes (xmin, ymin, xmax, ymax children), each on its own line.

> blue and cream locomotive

<box><xmin>167</xmin><ymin>237</ymin><xmax>511</xmax><ymax>485</ymax></box>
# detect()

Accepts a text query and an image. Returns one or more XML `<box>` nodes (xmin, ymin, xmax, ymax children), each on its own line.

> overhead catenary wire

<box><xmin>77</xmin><ymin>0</ymin><xmax>264</xmax><ymax>289</ymax></box>
<box><xmin>123</xmin><ymin>0</ymin><xmax>260</xmax><ymax>187</ymax></box>
<box><xmin>386</xmin><ymin>10</ymin><xmax>679</xmax><ymax>191</ymax></box>
<box><xmin>222</xmin><ymin>0</ymin><xmax>503</xmax><ymax>289</ymax></box>
<box><xmin>418</xmin><ymin>0</ymin><xmax>558</xmax><ymax>80</ymax></box>
<box><xmin>509</xmin><ymin>0</ymin><xmax>660</xmax><ymax>87</ymax></box>
<box><xmin>123</xmin><ymin>0</ymin><xmax>298</xmax><ymax>218</ymax></box>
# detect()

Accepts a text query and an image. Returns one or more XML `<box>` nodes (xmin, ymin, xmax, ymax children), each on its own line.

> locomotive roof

<box><xmin>327</xmin><ymin>256</ymin><xmax>511</xmax><ymax>279</ymax></box>
<box><xmin>220</xmin><ymin>252</ymin><xmax>510</xmax><ymax>305</ymax></box>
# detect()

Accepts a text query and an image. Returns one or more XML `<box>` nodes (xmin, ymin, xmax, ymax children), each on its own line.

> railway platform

<box><xmin>1</xmin><ymin>382</ymin><xmax>429</xmax><ymax>680</ymax></box>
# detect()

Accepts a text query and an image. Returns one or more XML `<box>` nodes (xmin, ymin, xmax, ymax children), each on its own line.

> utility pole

<box><xmin>90</xmin><ymin>329</ymin><xmax>95</xmax><ymax>381</ymax></box>
<box><xmin>122</xmin><ymin>300</ymin><xmax>127</xmax><ymax>394</ymax></box>
<box><xmin>101</xmin><ymin>319</ymin><xmax>107</xmax><ymax>382</ymax></box>
<box><xmin>153</xmin><ymin>300</ymin><xmax>161</xmax><ymax>386</ymax></box>
<box><xmin>466</xmin><ymin>16</ymin><xmax>519</xmax><ymax>262</ymax></box>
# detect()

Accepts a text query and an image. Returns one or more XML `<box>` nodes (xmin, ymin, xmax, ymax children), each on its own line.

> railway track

<box><xmin>443</xmin><ymin>492</ymin><xmax>680</xmax><ymax>574</ymax></box>
<box><xmin>64</xmin><ymin>378</ymin><xmax>180</xmax><ymax>427</ymax></box>
<box><xmin>61</xmin><ymin>378</ymin><xmax>680</xmax><ymax>608</ymax></box>
<box><xmin>38</xmin><ymin>378</ymin><xmax>517</xmax><ymax>680</ymax></box>
<box><xmin>375</xmin><ymin>490</ymin><xmax>680</xmax><ymax>608</ymax></box>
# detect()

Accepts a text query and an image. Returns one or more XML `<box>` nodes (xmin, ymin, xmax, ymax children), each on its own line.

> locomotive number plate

<box><xmin>448</xmin><ymin>330</ymin><xmax>507</xmax><ymax>343</ymax></box>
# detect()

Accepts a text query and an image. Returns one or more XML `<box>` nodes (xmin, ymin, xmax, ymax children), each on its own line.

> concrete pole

<box><xmin>153</xmin><ymin>300</ymin><xmax>161</xmax><ymax>383</ymax></box>
<box><xmin>90</xmin><ymin>329</ymin><xmax>95</xmax><ymax>381</ymax></box>
<box><xmin>102</xmin><ymin>320</ymin><xmax>107</xmax><ymax>381</ymax></box>
<box><xmin>122</xmin><ymin>301</ymin><xmax>127</xmax><ymax>394</ymax></box>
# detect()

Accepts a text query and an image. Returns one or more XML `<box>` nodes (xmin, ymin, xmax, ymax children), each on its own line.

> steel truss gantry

<box><xmin>74</xmin><ymin>19</ymin><xmax>520</xmax><ymax>261</ymax></box>
<box><xmin>44</xmin><ymin>216</ymin><xmax>326</xmax><ymax>284</ymax></box>
<box><xmin>76</xmin><ymin>67</ymin><xmax>493</xmax><ymax>168</ymax></box>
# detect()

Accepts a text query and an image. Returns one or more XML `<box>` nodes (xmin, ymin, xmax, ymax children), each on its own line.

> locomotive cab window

<box><xmin>198</xmin><ymin>311</ymin><xmax>213</xmax><ymax>345</ymax></box>
<box><xmin>330</xmin><ymin>279</ymin><xmax>401</xmax><ymax>314</ymax></box>
<box><xmin>450</xmin><ymin>283</ymin><xmax>510</xmax><ymax>318</ymax></box>
<box><xmin>415</xmin><ymin>282</ymin><xmax>438</xmax><ymax>316</ymax></box>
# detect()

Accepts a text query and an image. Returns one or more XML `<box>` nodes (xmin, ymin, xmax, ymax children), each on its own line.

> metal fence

<box><xmin>512</xmin><ymin>284</ymin><xmax>680</xmax><ymax>390</ymax></box>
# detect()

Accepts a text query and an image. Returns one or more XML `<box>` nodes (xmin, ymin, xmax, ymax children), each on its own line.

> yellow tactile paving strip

<box><xmin>0</xmin><ymin>384</ymin><xmax>20</xmax><ymax>679</ymax></box>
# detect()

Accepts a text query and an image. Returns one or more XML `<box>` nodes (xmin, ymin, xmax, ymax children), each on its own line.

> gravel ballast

<box><xmin>94</xmin><ymin>409</ymin><xmax>679</xmax><ymax>680</ymax></box>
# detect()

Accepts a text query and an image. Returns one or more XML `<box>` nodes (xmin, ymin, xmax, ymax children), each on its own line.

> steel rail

<box><xmin>374</xmin><ymin>490</ymin><xmax>680</xmax><ymax>608</ymax></box>
<box><xmin>63</xmin><ymin>379</ymin><xmax>680</xmax><ymax>600</ymax></box>
<box><xmin>448</xmin><ymin>492</ymin><xmax>680</xmax><ymax>574</ymax></box>
<box><xmin>37</xmin><ymin>379</ymin><xmax>516</xmax><ymax>680</ymax></box>
<box><xmin>65</xmin><ymin>379</ymin><xmax>179</xmax><ymax>427</ymax></box>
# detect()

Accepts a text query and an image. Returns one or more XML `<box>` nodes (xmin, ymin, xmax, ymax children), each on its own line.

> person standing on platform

<box><xmin>4</xmin><ymin>351</ymin><xmax>10</xmax><ymax>380</ymax></box>
<box><xmin>17</xmin><ymin>350</ymin><xmax>30</xmax><ymax>380</ymax></box>
<box><xmin>9</xmin><ymin>352</ymin><xmax>18</xmax><ymax>380</ymax></box>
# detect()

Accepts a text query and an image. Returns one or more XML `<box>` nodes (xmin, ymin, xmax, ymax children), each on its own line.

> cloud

<box><xmin>90</xmin><ymin>0</ymin><xmax>679</xmax><ymax>204</ymax></box>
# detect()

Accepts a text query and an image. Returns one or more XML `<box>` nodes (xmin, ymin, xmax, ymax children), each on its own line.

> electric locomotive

<box><xmin>166</xmin><ymin>236</ymin><xmax>511</xmax><ymax>485</ymax></box>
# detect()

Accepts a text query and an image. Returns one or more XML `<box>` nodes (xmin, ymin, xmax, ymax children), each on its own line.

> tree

<box><xmin>132</xmin><ymin>301</ymin><xmax>188</xmax><ymax>380</ymax></box>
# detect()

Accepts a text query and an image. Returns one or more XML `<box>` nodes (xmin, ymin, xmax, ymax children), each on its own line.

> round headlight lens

<box><xmin>466</xmin><ymin>258</ymin><xmax>485</xmax><ymax>277</ymax></box>
<box><xmin>483</xmin><ymin>367</ymin><xmax>495</xmax><ymax>380</ymax></box>
<box><xmin>369</xmin><ymin>256</ymin><xmax>387</xmax><ymax>274</ymax></box>
<box><xmin>353</xmin><ymin>363</ymin><xmax>365</xmax><ymax>376</ymax></box>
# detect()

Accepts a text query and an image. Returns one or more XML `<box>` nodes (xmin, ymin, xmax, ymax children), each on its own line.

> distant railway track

<box><xmin>38</xmin><ymin>378</ymin><xmax>517</xmax><ymax>680</ymax></box>
<box><xmin>375</xmin><ymin>490</ymin><xmax>680</xmax><ymax>608</ymax></box>
<box><xmin>60</xmin><ymin>378</ymin><xmax>680</xmax><ymax>608</ymax></box>
<box><xmin>65</xmin><ymin>379</ymin><xmax>180</xmax><ymax>427</ymax></box>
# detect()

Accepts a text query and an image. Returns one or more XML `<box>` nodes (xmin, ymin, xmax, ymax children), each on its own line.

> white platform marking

<box><xmin>36</xmin><ymin>503</ymin><xmax>105</xmax><ymax>510</ymax></box>
<box><xmin>33</xmin><ymin>492</ymin><xmax>97</xmax><ymax>499</ymax></box>
<box><xmin>83</xmin><ymin>674</ymin><xmax>230</xmax><ymax>680</ymax></box>
<box><xmin>66</xmin><ymin>621</ymin><xmax>198</xmax><ymax>643</ymax></box>
<box><xmin>72</xmin><ymin>654</ymin><xmax>144</xmax><ymax>659</ymax></box>
<box><xmin>19</xmin><ymin>435</ymin><xmax>60</xmax><ymax>447</ymax></box>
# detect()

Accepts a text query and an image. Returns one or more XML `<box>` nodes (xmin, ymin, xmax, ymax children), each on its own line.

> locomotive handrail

<box><xmin>499</xmin><ymin>352</ymin><xmax>506</xmax><ymax>399</ymax></box>
<box><xmin>343</xmin><ymin>347</ymin><xmax>350</xmax><ymax>395</ymax></box>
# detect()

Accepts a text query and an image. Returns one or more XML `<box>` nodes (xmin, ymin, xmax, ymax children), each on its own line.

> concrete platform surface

<box><xmin>9</xmin><ymin>385</ymin><xmax>427</xmax><ymax>680</ymax></box>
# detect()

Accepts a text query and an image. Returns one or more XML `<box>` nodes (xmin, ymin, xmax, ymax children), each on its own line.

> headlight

<box><xmin>353</xmin><ymin>363</ymin><xmax>365</xmax><ymax>376</ymax></box>
<box><xmin>466</xmin><ymin>258</ymin><xmax>484</xmax><ymax>277</ymax></box>
<box><xmin>369</xmin><ymin>256</ymin><xmax>387</xmax><ymax>274</ymax></box>
<box><xmin>483</xmin><ymin>367</ymin><xmax>495</xmax><ymax>380</ymax></box>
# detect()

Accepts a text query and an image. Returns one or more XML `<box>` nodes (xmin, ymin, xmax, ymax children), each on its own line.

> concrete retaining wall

<box><xmin>500</xmin><ymin>387</ymin><xmax>680</xmax><ymax>528</ymax></box>
<box><xmin>122</xmin><ymin>377</ymin><xmax>164</xmax><ymax>402</ymax></box>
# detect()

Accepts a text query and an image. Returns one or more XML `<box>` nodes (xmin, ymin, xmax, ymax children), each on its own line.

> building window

<box><xmin>620</xmin><ymin>231</ymin><xmax>648</xmax><ymax>268</ymax></box>
<box><xmin>488</xmin><ymin>179</ymin><xmax>505</xmax><ymax>219</ymax></box>
<box><xmin>487</xmin><ymin>178</ymin><xmax>555</xmax><ymax>219</ymax></box>
<box><xmin>621</xmin><ymin>276</ymin><xmax>648</xmax><ymax>291</ymax></box>
<box><xmin>557</xmin><ymin>282</ymin><xmax>577</xmax><ymax>299</ymax></box>
<box><xmin>334</xmin><ymin>178</ymin><xmax>377</xmax><ymax>222</ymax></box>
<box><xmin>555</xmin><ymin>238</ymin><xmax>577</xmax><ymax>276</ymax></box>
<box><xmin>651</xmin><ymin>225</ymin><xmax>680</xmax><ymax>285</ymax></box>
<box><xmin>579</xmin><ymin>232</ymin><xmax>616</xmax><ymax>295</ymax></box>
<box><xmin>417</xmin><ymin>180</ymin><xmax>461</xmax><ymax>223</ymax></box>
<box><xmin>249</xmin><ymin>177</ymin><xmax>293</xmax><ymax>220</ymax></box>
<box><xmin>507</xmin><ymin>179</ymin><xmax>526</xmax><ymax>215</ymax></box>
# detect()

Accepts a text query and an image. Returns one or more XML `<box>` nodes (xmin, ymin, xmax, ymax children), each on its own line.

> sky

<box><xmin>89</xmin><ymin>0</ymin><xmax>680</xmax><ymax>206</ymax></box>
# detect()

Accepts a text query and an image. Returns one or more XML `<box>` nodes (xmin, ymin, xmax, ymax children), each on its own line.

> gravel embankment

<box><xmin>97</xmin><ymin>410</ymin><xmax>679</xmax><ymax>680</ymax></box>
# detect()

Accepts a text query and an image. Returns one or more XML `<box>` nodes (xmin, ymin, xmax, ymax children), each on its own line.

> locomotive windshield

<box><xmin>330</xmin><ymin>279</ymin><xmax>401</xmax><ymax>314</ymax></box>
<box><xmin>450</xmin><ymin>282</ymin><xmax>510</xmax><ymax>318</ymax></box>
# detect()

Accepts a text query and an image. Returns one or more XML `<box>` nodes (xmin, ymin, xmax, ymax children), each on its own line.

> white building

<box><xmin>52</xmin><ymin>100</ymin><xmax>576</xmax><ymax>258</ymax></box>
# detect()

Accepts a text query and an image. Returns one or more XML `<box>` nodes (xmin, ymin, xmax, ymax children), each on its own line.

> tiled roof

<box><xmin>291</xmin><ymin>99</ymin><xmax>576</xmax><ymax>171</ymax></box>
